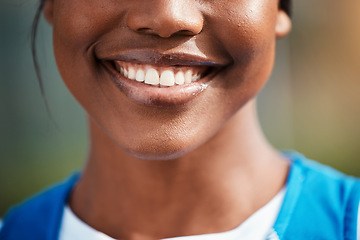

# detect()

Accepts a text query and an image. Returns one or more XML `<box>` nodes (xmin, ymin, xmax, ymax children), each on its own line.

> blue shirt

<box><xmin>0</xmin><ymin>152</ymin><xmax>359</xmax><ymax>240</ymax></box>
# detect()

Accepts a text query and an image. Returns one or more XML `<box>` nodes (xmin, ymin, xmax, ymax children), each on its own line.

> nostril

<box><xmin>176</xmin><ymin>30</ymin><xmax>200</xmax><ymax>36</ymax></box>
<box><xmin>137</xmin><ymin>28</ymin><xmax>151</xmax><ymax>32</ymax></box>
<box><xmin>126</xmin><ymin>1</ymin><xmax>204</xmax><ymax>38</ymax></box>
<box><xmin>135</xmin><ymin>28</ymin><xmax>161</xmax><ymax>36</ymax></box>
<box><xmin>136</xmin><ymin>28</ymin><xmax>197</xmax><ymax>38</ymax></box>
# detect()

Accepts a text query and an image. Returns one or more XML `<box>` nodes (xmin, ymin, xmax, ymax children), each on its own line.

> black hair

<box><xmin>280</xmin><ymin>0</ymin><xmax>292</xmax><ymax>17</ymax></box>
<box><xmin>31</xmin><ymin>0</ymin><xmax>51</xmax><ymax>114</ymax></box>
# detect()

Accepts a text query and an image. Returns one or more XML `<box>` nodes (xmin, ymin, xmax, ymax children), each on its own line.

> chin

<box><xmin>122</xmin><ymin>137</ymin><xmax>201</xmax><ymax>161</ymax></box>
<box><xmin>128</xmin><ymin>151</ymin><xmax>187</xmax><ymax>161</ymax></box>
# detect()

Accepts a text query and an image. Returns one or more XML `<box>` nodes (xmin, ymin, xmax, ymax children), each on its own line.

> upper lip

<box><xmin>97</xmin><ymin>50</ymin><xmax>231</xmax><ymax>67</ymax></box>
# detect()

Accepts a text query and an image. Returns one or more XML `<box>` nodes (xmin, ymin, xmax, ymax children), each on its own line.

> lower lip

<box><xmin>102</xmin><ymin>61</ymin><xmax>215</xmax><ymax>107</ymax></box>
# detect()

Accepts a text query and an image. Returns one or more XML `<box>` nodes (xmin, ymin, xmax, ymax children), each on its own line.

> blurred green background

<box><xmin>1</xmin><ymin>0</ymin><xmax>360</xmax><ymax>216</ymax></box>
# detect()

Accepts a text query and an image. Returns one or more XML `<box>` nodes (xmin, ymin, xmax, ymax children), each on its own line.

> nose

<box><xmin>126</xmin><ymin>0</ymin><xmax>204</xmax><ymax>38</ymax></box>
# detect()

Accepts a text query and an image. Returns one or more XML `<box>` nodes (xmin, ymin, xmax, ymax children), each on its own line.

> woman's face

<box><xmin>44</xmin><ymin>0</ymin><xmax>290</xmax><ymax>159</ymax></box>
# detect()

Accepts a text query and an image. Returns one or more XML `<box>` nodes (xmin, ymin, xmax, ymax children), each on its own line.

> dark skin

<box><xmin>43</xmin><ymin>0</ymin><xmax>291</xmax><ymax>239</ymax></box>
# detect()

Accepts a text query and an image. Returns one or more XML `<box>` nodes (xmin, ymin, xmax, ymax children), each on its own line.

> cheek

<box><xmin>206</xmin><ymin>0</ymin><xmax>278</xmax><ymax>100</ymax></box>
<box><xmin>212</xmin><ymin>0</ymin><xmax>278</xmax><ymax>52</ymax></box>
<box><xmin>52</xmin><ymin>0</ymin><xmax>123</xmax><ymax>50</ymax></box>
<box><xmin>51</xmin><ymin>0</ymin><xmax>121</xmax><ymax>113</ymax></box>
<box><xmin>52</xmin><ymin>1</ymin><xmax>101</xmax><ymax>95</ymax></box>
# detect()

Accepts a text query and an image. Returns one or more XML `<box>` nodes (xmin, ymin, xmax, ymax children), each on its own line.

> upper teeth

<box><xmin>115</xmin><ymin>62</ymin><xmax>202</xmax><ymax>87</ymax></box>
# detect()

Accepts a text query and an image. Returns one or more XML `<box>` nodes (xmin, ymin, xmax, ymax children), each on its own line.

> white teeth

<box><xmin>175</xmin><ymin>71</ymin><xmax>185</xmax><ymax>85</ymax></box>
<box><xmin>123</xmin><ymin>68</ymin><xmax>128</xmax><ymax>78</ymax></box>
<box><xmin>160</xmin><ymin>70</ymin><xmax>175</xmax><ymax>87</ymax></box>
<box><xmin>128</xmin><ymin>67</ymin><xmax>136</xmax><ymax>80</ymax></box>
<box><xmin>116</xmin><ymin>63</ymin><xmax>204</xmax><ymax>87</ymax></box>
<box><xmin>192</xmin><ymin>74</ymin><xmax>200</xmax><ymax>82</ymax></box>
<box><xmin>135</xmin><ymin>69</ymin><xmax>145</xmax><ymax>82</ymax></box>
<box><xmin>184</xmin><ymin>70</ymin><xmax>193</xmax><ymax>84</ymax></box>
<box><xmin>145</xmin><ymin>68</ymin><xmax>160</xmax><ymax>85</ymax></box>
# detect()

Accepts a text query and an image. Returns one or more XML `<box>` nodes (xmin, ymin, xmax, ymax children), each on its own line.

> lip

<box><xmin>99</xmin><ymin>50</ymin><xmax>229</xmax><ymax>107</ymax></box>
<box><xmin>97</xmin><ymin>49</ymin><xmax>230</xmax><ymax>66</ymax></box>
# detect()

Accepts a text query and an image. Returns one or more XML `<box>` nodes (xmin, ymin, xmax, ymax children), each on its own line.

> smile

<box><xmin>113</xmin><ymin>61</ymin><xmax>209</xmax><ymax>87</ymax></box>
<box><xmin>100</xmin><ymin>51</ymin><xmax>229</xmax><ymax>106</ymax></box>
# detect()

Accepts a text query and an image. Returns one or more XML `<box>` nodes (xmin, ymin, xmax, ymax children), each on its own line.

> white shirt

<box><xmin>59</xmin><ymin>189</ymin><xmax>286</xmax><ymax>240</ymax></box>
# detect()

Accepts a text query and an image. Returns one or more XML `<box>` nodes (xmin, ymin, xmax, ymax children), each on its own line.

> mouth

<box><xmin>113</xmin><ymin>61</ymin><xmax>212</xmax><ymax>87</ymax></box>
<box><xmin>100</xmin><ymin>51</ymin><xmax>228</xmax><ymax>106</ymax></box>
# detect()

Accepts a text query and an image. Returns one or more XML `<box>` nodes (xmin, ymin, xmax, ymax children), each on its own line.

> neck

<box><xmin>70</xmin><ymin>100</ymin><xmax>289</xmax><ymax>240</ymax></box>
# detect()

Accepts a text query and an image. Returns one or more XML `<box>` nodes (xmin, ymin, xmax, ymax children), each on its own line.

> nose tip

<box><xmin>126</xmin><ymin>0</ymin><xmax>204</xmax><ymax>38</ymax></box>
